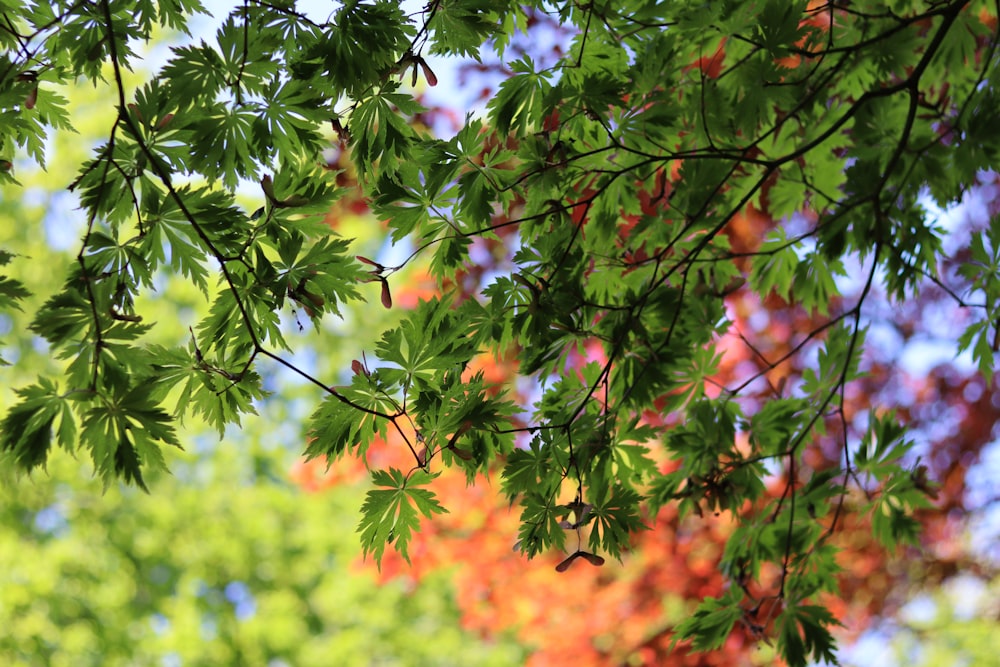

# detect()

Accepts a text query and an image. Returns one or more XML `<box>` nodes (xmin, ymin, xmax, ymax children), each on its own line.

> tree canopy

<box><xmin>2</xmin><ymin>1</ymin><xmax>999</xmax><ymax>665</ymax></box>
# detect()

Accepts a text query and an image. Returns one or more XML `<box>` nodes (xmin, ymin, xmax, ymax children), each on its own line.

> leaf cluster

<box><xmin>2</xmin><ymin>1</ymin><xmax>998</xmax><ymax>664</ymax></box>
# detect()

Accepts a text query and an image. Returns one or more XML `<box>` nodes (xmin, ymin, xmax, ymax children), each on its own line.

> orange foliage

<box><xmin>297</xmin><ymin>436</ymin><xmax>767</xmax><ymax>665</ymax></box>
<box><xmin>392</xmin><ymin>268</ymin><xmax>439</xmax><ymax>309</ymax></box>
<box><xmin>981</xmin><ymin>7</ymin><xmax>999</xmax><ymax>31</ymax></box>
<box><xmin>290</xmin><ymin>12</ymin><xmax>998</xmax><ymax>660</ymax></box>
<box><xmin>464</xmin><ymin>350</ymin><xmax>520</xmax><ymax>390</ymax></box>
<box><xmin>291</xmin><ymin>193</ymin><xmax>998</xmax><ymax>661</ymax></box>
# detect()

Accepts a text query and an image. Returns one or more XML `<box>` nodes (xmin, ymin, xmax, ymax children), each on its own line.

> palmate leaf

<box><xmin>488</xmin><ymin>56</ymin><xmax>551</xmax><ymax>136</ymax></box>
<box><xmin>777</xmin><ymin>603</ymin><xmax>842</xmax><ymax>667</ymax></box>
<box><xmin>958</xmin><ymin>319</ymin><xmax>996</xmax><ymax>384</ymax></box>
<box><xmin>162</xmin><ymin>42</ymin><xmax>226</xmax><ymax>103</ymax></box>
<box><xmin>375</xmin><ymin>296</ymin><xmax>478</xmax><ymax>385</ymax></box>
<box><xmin>80</xmin><ymin>384</ymin><xmax>183</xmax><ymax>491</ymax></box>
<box><xmin>351</xmin><ymin>86</ymin><xmax>424</xmax><ymax>176</ymax></box>
<box><xmin>306</xmin><ymin>397</ymin><xmax>372</xmax><ymax>463</ymax></box>
<box><xmin>358</xmin><ymin>468</ymin><xmax>447</xmax><ymax>564</ymax></box>
<box><xmin>501</xmin><ymin>435</ymin><xmax>552</xmax><ymax>498</ymax></box>
<box><xmin>30</xmin><ymin>286</ymin><xmax>92</xmax><ymax>347</ymax></box>
<box><xmin>305</xmin><ymin>377</ymin><xmax>395</xmax><ymax>463</ymax></box>
<box><xmin>870</xmin><ymin>490</ymin><xmax>925</xmax><ymax>550</ymax></box>
<box><xmin>188</xmin><ymin>370</ymin><xmax>268</xmax><ymax>437</ymax></box>
<box><xmin>513</xmin><ymin>487</ymin><xmax>567</xmax><ymax>558</ymax></box>
<box><xmin>587</xmin><ymin>483</ymin><xmax>646</xmax><ymax>559</ymax></box>
<box><xmin>141</xmin><ymin>344</ymin><xmax>268</xmax><ymax>436</ymax></box>
<box><xmin>672</xmin><ymin>590</ymin><xmax>744</xmax><ymax>653</ymax></box>
<box><xmin>411</xmin><ymin>369</ymin><xmax>518</xmax><ymax>453</ymax></box>
<box><xmin>276</xmin><ymin>235</ymin><xmax>366</xmax><ymax>319</ymax></box>
<box><xmin>0</xmin><ymin>378</ymin><xmax>76</xmax><ymax>471</ymax></box>
<box><xmin>427</xmin><ymin>0</ymin><xmax>501</xmax><ymax>58</ymax></box>
<box><xmin>189</xmin><ymin>103</ymin><xmax>258</xmax><ymax>189</ymax></box>
<box><xmin>316</xmin><ymin>1</ymin><xmax>414</xmax><ymax>98</ymax></box>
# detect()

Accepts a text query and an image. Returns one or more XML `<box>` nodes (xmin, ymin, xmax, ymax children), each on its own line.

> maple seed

<box><xmin>555</xmin><ymin>553</ymin><xmax>579</xmax><ymax>572</ymax></box>
<box><xmin>331</xmin><ymin>118</ymin><xmax>351</xmax><ymax>145</ymax></box>
<box><xmin>279</xmin><ymin>194</ymin><xmax>310</xmax><ymax>207</ymax></box>
<box><xmin>419</xmin><ymin>59</ymin><xmax>438</xmax><ymax>86</ymax></box>
<box><xmin>25</xmin><ymin>85</ymin><xmax>37</xmax><ymax>110</ymax></box>
<box><xmin>911</xmin><ymin>464</ymin><xmax>939</xmax><ymax>500</ymax></box>
<box><xmin>261</xmin><ymin>174</ymin><xmax>276</xmax><ymax>202</ymax></box>
<box><xmin>127</xmin><ymin>103</ymin><xmax>145</xmax><ymax>125</ymax></box>
<box><xmin>357</xmin><ymin>255</ymin><xmax>384</xmax><ymax>272</ymax></box>
<box><xmin>380</xmin><ymin>279</ymin><xmax>392</xmax><ymax>309</ymax></box>
<box><xmin>556</xmin><ymin>550</ymin><xmax>606</xmax><ymax>572</ymax></box>
<box><xmin>447</xmin><ymin>446</ymin><xmax>473</xmax><ymax>461</ymax></box>
<box><xmin>302</xmin><ymin>289</ymin><xmax>324</xmax><ymax>309</ymax></box>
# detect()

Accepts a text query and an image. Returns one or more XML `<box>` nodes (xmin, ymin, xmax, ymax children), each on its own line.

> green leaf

<box><xmin>587</xmin><ymin>483</ymin><xmax>646</xmax><ymax>559</ymax></box>
<box><xmin>673</xmin><ymin>591</ymin><xmax>744</xmax><ymax>652</ymax></box>
<box><xmin>777</xmin><ymin>602</ymin><xmax>842</xmax><ymax>667</ymax></box>
<box><xmin>79</xmin><ymin>385</ymin><xmax>182</xmax><ymax>490</ymax></box>
<box><xmin>305</xmin><ymin>377</ymin><xmax>394</xmax><ymax>463</ymax></box>
<box><xmin>375</xmin><ymin>296</ymin><xmax>477</xmax><ymax>384</ymax></box>
<box><xmin>428</xmin><ymin>0</ymin><xmax>500</xmax><ymax>58</ymax></box>
<box><xmin>488</xmin><ymin>56</ymin><xmax>552</xmax><ymax>136</ymax></box>
<box><xmin>0</xmin><ymin>379</ymin><xmax>75</xmax><ymax>471</ymax></box>
<box><xmin>358</xmin><ymin>468</ymin><xmax>447</xmax><ymax>564</ymax></box>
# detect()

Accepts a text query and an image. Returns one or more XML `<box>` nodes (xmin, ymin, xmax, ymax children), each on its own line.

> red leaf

<box><xmin>542</xmin><ymin>109</ymin><xmax>560</xmax><ymax>133</ymax></box>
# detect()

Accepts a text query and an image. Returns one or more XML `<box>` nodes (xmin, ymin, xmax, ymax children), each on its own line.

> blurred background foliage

<box><xmin>0</xmin><ymin>450</ymin><xmax>526</xmax><ymax>666</ymax></box>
